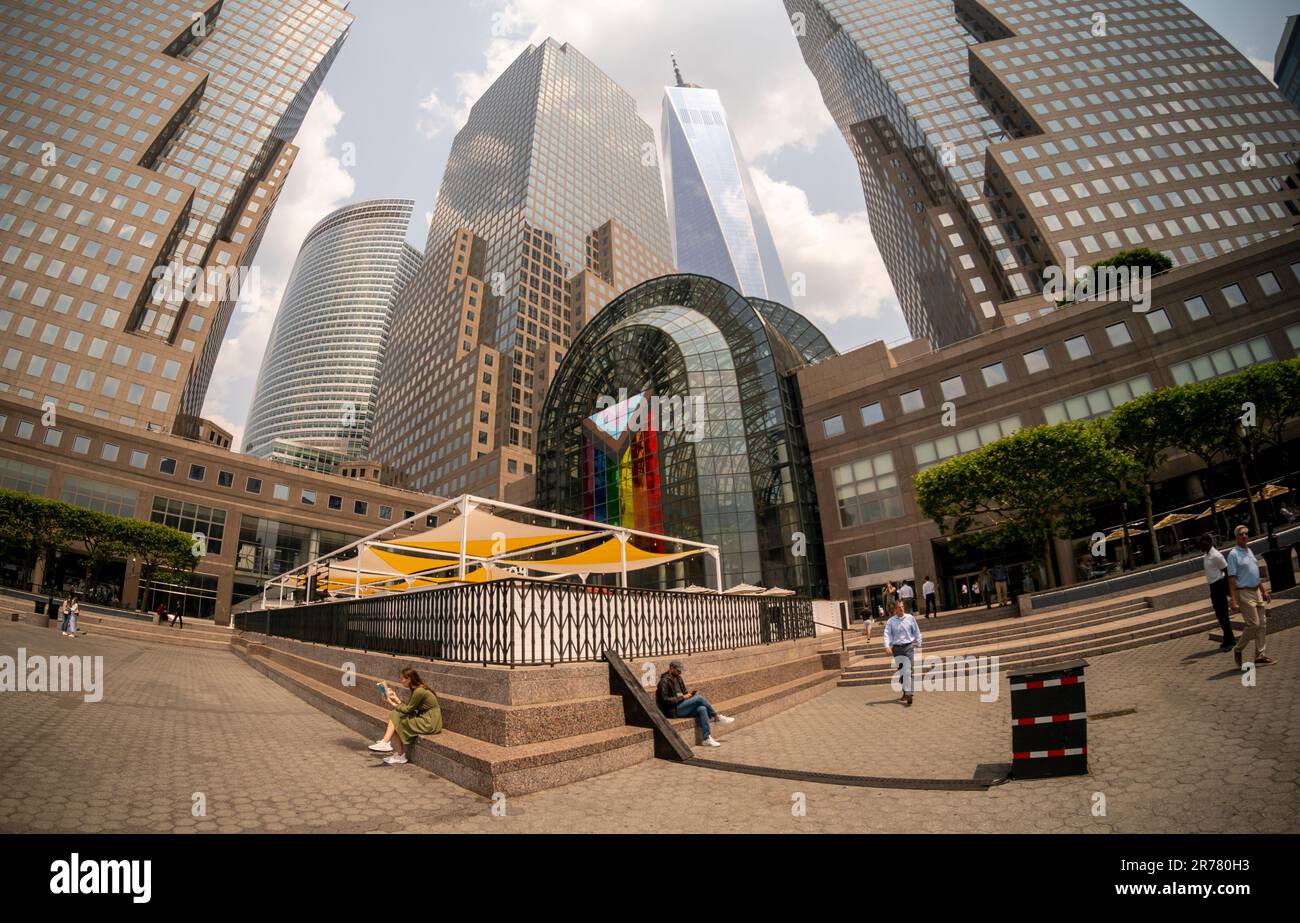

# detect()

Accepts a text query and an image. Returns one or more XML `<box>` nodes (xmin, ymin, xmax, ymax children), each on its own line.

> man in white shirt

<box><xmin>921</xmin><ymin>576</ymin><xmax>937</xmax><ymax>619</ymax></box>
<box><xmin>1197</xmin><ymin>533</ymin><xmax>1235</xmax><ymax>651</ymax></box>
<box><xmin>897</xmin><ymin>581</ymin><xmax>915</xmax><ymax>615</ymax></box>
<box><xmin>883</xmin><ymin>601</ymin><xmax>922</xmax><ymax>706</ymax></box>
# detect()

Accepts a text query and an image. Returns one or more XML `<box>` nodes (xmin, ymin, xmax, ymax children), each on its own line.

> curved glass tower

<box><xmin>243</xmin><ymin>199</ymin><xmax>421</xmax><ymax>463</ymax></box>
<box><xmin>660</xmin><ymin>61</ymin><xmax>792</xmax><ymax>305</ymax></box>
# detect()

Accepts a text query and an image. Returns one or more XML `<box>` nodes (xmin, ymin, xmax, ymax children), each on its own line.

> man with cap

<box><xmin>656</xmin><ymin>660</ymin><xmax>734</xmax><ymax>747</ymax></box>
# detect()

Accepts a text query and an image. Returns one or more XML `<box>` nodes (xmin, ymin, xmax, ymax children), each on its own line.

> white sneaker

<box><xmin>368</xmin><ymin>741</ymin><xmax>393</xmax><ymax>752</ymax></box>
<box><xmin>715</xmin><ymin>715</ymin><xmax>736</xmax><ymax>725</ymax></box>
<box><xmin>382</xmin><ymin>753</ymin><xmax>408</xmax><ymax>764</ymax></box>
<box><xmin>701</xmin><ymin>736</ymin><xmax>722</xmax><ymax>747</ymax></box>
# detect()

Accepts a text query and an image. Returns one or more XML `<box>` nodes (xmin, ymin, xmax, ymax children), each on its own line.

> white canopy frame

<box><xmin>262</xmin><ymin>493</ymin><xmax>723</xmax><ymax>607</ymax></box>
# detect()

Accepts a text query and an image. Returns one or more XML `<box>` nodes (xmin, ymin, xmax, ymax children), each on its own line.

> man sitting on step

<box><xmin>656</xmin><ymin>660</ymin><xmax>734</xmax><ymax>747</ymax></box>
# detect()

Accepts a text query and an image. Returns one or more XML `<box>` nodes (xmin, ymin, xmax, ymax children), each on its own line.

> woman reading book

<box><xmin>368</xmin><ymin>668</ymin><xmax>443</xmax><ymax>764</ymax></box>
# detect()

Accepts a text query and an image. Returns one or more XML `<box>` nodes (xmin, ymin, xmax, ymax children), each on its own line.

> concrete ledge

<box><xmin>22</xmin><ymin>612</ymin><xmax>55</xmax><ymax>628</ymax></box>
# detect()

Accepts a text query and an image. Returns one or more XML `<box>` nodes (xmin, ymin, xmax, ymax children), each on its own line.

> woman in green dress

<box><xmin>368</xmin><ymin>668</ymin><xmax>442</xmax><ymax>765</ymax></box>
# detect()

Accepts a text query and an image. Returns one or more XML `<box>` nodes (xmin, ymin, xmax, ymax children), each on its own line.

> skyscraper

<box><xmin>370</xmin><ymin>39</ymin><xmax>674</xmax><ymax>498</ymax></box>
<box><xmin>0</xmin><ymin>0</ymin><xmax>351</xmax><ymax>435</ymax></box>
<box><xmin>786</xmin><ymin>0</ymin><xmax>1300</xmax><ymax>346</ymax></box>
<box><xmin>243</xmin><ymin>199</ymin><xmax>421</xmax><ymax>467</ymax></box>
<box><xmin>1276</xmin><ymin>15</ymin><xmax>1300</xmax><ymax>110</ymax></box>
<box><xmin>660</xmin><ymin>57</ymin><xmax>792</xmax><ymax>304</ymax></box>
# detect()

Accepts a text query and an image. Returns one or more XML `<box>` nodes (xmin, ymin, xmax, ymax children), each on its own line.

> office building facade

<box><xmin>798</xmin><ymin>233</ymin><xmax>1300</xmax><ymax>618</ymax></box>
<box><xmin>243</xmin><ymin>198</ymin><xmax>421</xmax><ymax>464</ymax></box>
<box><xmin>660</xmin><ymin>61</ymin><xmax>792</xmax><ymax>304</ymax></box>
<box><xmin>0</xmin><ymin>0</ymin><xmax>352</xmax><ymax>436</ymax></box>
<box><xmin>786</xmin><ymin>0</ymin><xmax>1300</xmax><ymax>347</ymax></box>
<box><xmin>370</xmin><ymin>39</ymin><xmax>675</xmax><ymax>499</ymax></box>
<box><xmin>1277</xmin><ymin>15</ymin><xmax>1300</xmax><ymax>111</ymax></box>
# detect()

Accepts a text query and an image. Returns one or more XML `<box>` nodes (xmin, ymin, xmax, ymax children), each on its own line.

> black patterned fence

<box><xmin>235</xmin><ymin>579</ymin><xmax>815</xmax><ymax>666</ymax></box>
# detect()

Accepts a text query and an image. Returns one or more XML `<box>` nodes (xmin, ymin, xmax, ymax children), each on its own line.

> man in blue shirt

<box><xmin>1226</xmin><ymin>525</ymin><xmax>1275</xmax><ymax>668</ymax></box>
<box><xmin>883</xmin><ymin>600</ymin><xmax>922</xmax><ymax>706</ymax></box>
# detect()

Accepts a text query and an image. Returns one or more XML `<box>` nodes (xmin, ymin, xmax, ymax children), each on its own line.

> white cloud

<box><xmin>415</xmin><ymin>88</ymin><xmax>458</xmax><ymax>139</ymax></box>
<box><xmin>1248</xmin><ymin>56</ymin><xmax>1273</xmax><ymax>80</ymax></box>
<box><xmin>750</xmin><ymin>168</ymin><xmax>899</xmax><ymax>333</ymax></box>
<box><xmin>200</xmin><ymin>89</ymin><xmax>356</xmax><ymax>451</ymax></box>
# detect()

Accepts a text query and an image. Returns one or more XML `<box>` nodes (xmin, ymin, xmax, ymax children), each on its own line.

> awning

<box><xmin>1254</xmin><ymin>484</ymin><xmax>1290</xmax><ymax>501</ymax></box>
<box><xmin>381</xmin><ymin>508</ymin><xmax>592</xmax><ymax>557</ymax></box>
<box><xmin>501</xmin><ymin>536</ymin><xmax>704</xmax><ymax>575</ymax></box>
<box><xmin>1153</xmin><ymin>512</ymin><xmax>1198</xmax><ymax>530</ymax></box>
<box><xmin>1196</xmin><ymin>497</ymin><xmax>1245</xmax><ymax>517</ymax></box>
<box><xmin>723</xmin><ymin>583</ymin><xmax>765</xmax><ymax>595</ymax></box>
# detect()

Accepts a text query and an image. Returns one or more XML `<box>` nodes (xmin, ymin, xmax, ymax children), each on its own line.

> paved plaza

<box><xmin>0</xmin><ymin>617</ymin><xmax>1296</xmax><ymax>834</ymax></box>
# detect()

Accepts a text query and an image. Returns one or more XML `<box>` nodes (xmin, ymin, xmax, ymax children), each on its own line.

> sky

<box><xmin>201</xmin><ymin>0</ymin><xmax>1299</xmax><ymax>449</ymax></box>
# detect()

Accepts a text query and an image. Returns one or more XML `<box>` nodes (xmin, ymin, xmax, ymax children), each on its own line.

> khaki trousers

<box><xmin>1232</xmin><ymin>585</ymin><xmax>1268</xmax><ymax>659</ymax></box>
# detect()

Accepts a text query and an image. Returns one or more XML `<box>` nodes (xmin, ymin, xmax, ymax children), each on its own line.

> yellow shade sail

<box><xmin>382</xmin><ymin>508</ymin><xmax>592</xmax><ymax>557</ymax></box>
<box><xmin>502</xmin><ymin>537</ymin><xmax>704</xmax><ymax>575</ymax></box>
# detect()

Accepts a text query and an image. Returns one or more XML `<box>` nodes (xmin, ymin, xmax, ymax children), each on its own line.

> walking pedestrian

<box><xmin>1198</xmin><ymin>533</ymin><xmax>1235</xmax><ymax>651</ymax></box>
<box><xmin>1226</xmin><ymin>526</ymin><xmax>1274</xmax><ymax>668</ymax></box>
<box><xmin>922</xmin><ymin>576</ymin><xmax>937</xmax><ymax>619</ymax></box>
<box><xmin>897</xmin><ymin>580</ymin><xmax>914</xmax><ymax>615</ymax></box>
<box><xmin>883</xmin><ymin>600</ymin><xmax>921</xmax><ymax>707</ymax></box>
<box><xmin>993</xmin><ymin>563</ymin><xmax>1009</xmax><ymax>606</ymax></box>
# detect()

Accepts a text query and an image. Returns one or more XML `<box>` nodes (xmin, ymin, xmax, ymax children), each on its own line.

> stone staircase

<box><xmin>839</xmin><ymin>576</ymin><xmax>1229</xmax><ymax>686</ymax></box>
<box><xmin>4</xmin><ymin>596</ymin><xmax>233</xmax><ymax>651</ymax></box>
<box><xmin>231</xmin><ymin>630</ymin><xmax>847</xmax><ymax>795</ymax></box>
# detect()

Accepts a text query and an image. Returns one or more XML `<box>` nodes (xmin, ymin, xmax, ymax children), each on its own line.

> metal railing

<box><xmin>234</xmin><ymin>579</ymin><xmax>817</xmax><ymax>666</ymax></box>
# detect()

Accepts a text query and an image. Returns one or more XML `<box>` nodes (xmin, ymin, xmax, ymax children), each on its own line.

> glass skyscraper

<box><xmin>0</xmin><ymin>0</ymin><xmax>352</xmax><ymax>435</ymax></box>
<box><xmin>243</xmin><ymin>199</ymin><xmax>421</xmax><ymax>466</ymax></box>
<box><xmin>371</xmin><ymin>39</ymin><xmax>675</xmax><ymax>498</ymax></box>
<box><xmin>786</xmin><ymin>0</ymin><xmax>1300</xmax><ymax>346</ymax></box>
<box><xmin>660</xmin><ymin>60</ymin><xmax>792</xmax><ymax>304</ymax></box>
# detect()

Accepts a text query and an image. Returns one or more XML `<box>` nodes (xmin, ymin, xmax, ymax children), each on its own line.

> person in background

<box><xmin>1198</xmin><ymin>533</ymin><xmax>1235</xmax><ymax>652</ymax></box>
<box><xmin>170</xmin><ymin>601</ymin><xmax>184</xmax><ymax>630</ymax></box>
<box><xmin>960</xmin><ymin>581</ymin><xmax>970</xmax><ymax>608</ymax></box>
<box><xmin>1022</xmin><ymin>568</ymin><xmax>1036</xmax><ymax>595</ymax></box>
<box><xmin>922</xmin><ymin>576</ymin><xmax>937</xmax><ymax>619</ymax></box>
<box><xmin>1226</xmin><ymin>525</ymin><xmax>1274</xmax><ymax>668</ymax></box>
<box><xmin>656</xmin><ymin>660</ymin><xmax>734</xmax><ymax>747</ymax></box>
<box><xmin>59</xmin><ymin>594</ymin><xmax>73</xmax><ymax>636</ymax></box>
<box><xmin>993</xmin><ymin>563</ymin><xmax>1009</xmax><ymax>606</ymax></box>
<box><xmin>883</xmin><ymin>600</ymin><xmax>921</xmax><ymax>707</ymax></box>
<box><xmin>62</xmin><ymin>595</ymin><xmax>79</xmax><ymax>638</ymax></box>
<box><xmin>978</xmin><ymin>566</ymin><xmax>992</xmax><ymax>609</ymax></box>
<box><xmin>368</xmin><ymin>667</ymin><xmax>444</xmax><ymax>764</ymax></box>
<box><xmin>897</xmin><ymin>580</ymin><xmax>915</xmax><ymax>615</ymax></box>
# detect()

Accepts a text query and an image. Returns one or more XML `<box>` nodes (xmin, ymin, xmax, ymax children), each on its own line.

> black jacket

<box><xmin>656</xmin><ymin>673</ymin><xmax>687</xmax><ymax>716</ymax></box>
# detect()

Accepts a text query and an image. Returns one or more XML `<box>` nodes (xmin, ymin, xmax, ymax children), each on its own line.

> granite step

<box><xmin>234</xmin><ymin>644</ymin><xmax>654</xmax><ymax>797</ymax></box>
<box><xmin>69</xmin><ymin>612</ymin><xmax>232</xmax><ymax>650</ymax></box>
<box><xmin>845</xmin><ymin>600</ymin><xmax>1153</xmax><ymax>656</ymax></box>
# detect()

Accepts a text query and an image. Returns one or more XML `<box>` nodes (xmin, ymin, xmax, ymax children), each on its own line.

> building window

<box><xmin>328</xmin><ymin>495</ymin><xmax>342</xmax><ymax>511</ymax></box>
<box><xmin>899</xmin><ymin>389</ymin><xmax>924</xmax><ymax>413</ymax></box>
<box><xmin>101</xmin><ymin>443</ymin><xmax>120</xmax><ymax>463</ymax></box>
<box><xmin>1043</xmin><ymin>375</ymin><xmax>1154</xmax><ymax>424</ymax></box>
<box><xmin>860</xmin><ymin>402</ymin><xmax>884</xmax><ymax>427</ymax></box>
<box><xmin>1105</xmin><ymin>322</ymin><xmax>1132</xmax><ymax>347</ymax></box>
<box><xmin>129</xmin><ymin>451</ymin><xmax>148</xmax><ymax>469</ymax></box>
<box><xmin>980</xmin><ymin>362</ymin><xmax>1008</xmax><ymax>388</ymax></box>
<box><xmin>914</xmin><ymin>417</ymin><xmax>1022</xmax><ymax>471</ymax></box>
<box><xmin>354</xmin><ymin>500</ymin><xmax>368</xmax><ymax>516</ymax></box>
<box><xmin>62</xmin><ymin>475</ymin><xmax>137</xmax><ymax>518</ymax></box>
<box><xmin>822</xmin><ymin>415</ymin><xmax>845</xmax><ymax>438</ymax></box>
<box><xmin>246</xmin><ymin>477</ymin><xmax>262</xmax><ymax>495</ymax></box>
<box><xmin>0</xmin><ymin>457</ymin><xmax>51</xmax><ymax>494</ymax></box>
<box><xmin>1022</xmin><ymin>348</ymin><xmax>1049</xmax><ymax>374</ymax></box>
<box><xmin>940</xmin><ymin>376</ymin><xmax>966</xmax><ymax>401</ymax></box>
<box><xmin>71</xmin><ymin>435</ymin><xmax>90</xmax><ymax>455</ymax></box>
<box><xmin>217</xmin><ymin>471</ymin><xmax>234</xmax><ymax>488</ymax></box>
<box><xmin>1184</xmin><ymin>295</ymin><xmax>1210</xmax><ymax>321</ymax></box>
<box><xmin>273</xmin><ymin>483</ymin><xmax>290</xmax><ymax>501</ymax></box>
<box><xmin>151</xmin><ymin>496</ymin><xmax>227</xmax><ymax>556</ymax></box>
<box><xmin>1144</xmin><ymin>308</ymin><xmax>1172</xmax><ymax>334</ymax></box>
<box><xmin>159</xmin><ymin>457</ymin><xmax>177</xmax><ymax>475</ymax></box>
<box><xmin>379</xmin><ymin>505</ymin><xmax>393</xmax><ymax>521</ymax></box>
<box><xmin>188</xmin><ymin>464</ymin><xmax>205</xmax><ymax>482</ymax></box>
<box><xmin>1220</xmin><ymin>283</ymin><xmax>1246</xmax><ymax>308</ymax></box>
<box><xmin>43</xmin><ymin>428</ymin><xmax>62</xmax><ymax>448</ymax></box>
<box><xmin>1170</xmin><ymin>337</ymin><xmax>1274</xmax><ymax>385</ymax></box>
<box><xmin>1064</xmin><ymin>335</ymin><xmax>1091</xmax><ymax>360</ymax></box>
<box><xmin>301</xmin><ymin>490</ymin><xmax>316</xmax><ymax>506</ymax></box>
<box><xmin>844</xmin><ymin>543</ymin><xmax>913</xmax><ymax>582</ymax></box>
<box><xmin>1256</xmin><ymin>272</ymin><xmax>1281</xmax><ymax>297</ymax></box>
<box><xmin>830</xmin><ymin>452</ymin><xmax>902</xmax><ymax>528</ymax></box>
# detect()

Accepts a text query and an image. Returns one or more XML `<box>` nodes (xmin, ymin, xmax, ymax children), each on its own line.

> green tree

<box><xmin>119</xmin><ymin>519</ymin><xmax>194</xmax><ymax>611</ymax></box>
<box><xmin>1170</xmin><ymin>378</ymin><xmax>1255</xmax><ymax>535</ymax></box>
<box><xmin>1107</xmin><ymin>387</ymin><xmax>1190</xmax><ymax>565</ymax></box>
<box><xmin>915</xmin><ymin>422</ymin><xmax>1139</xmax><ymax>588</ymax></box>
